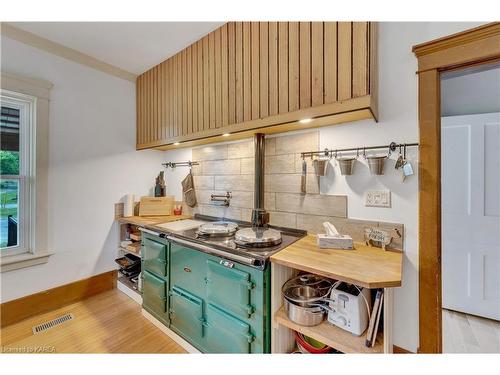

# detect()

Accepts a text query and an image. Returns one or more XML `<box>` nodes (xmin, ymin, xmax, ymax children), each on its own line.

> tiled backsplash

<box><xmin>190</xmin><ymin>130</ymin><xmax>403</xmax><ymax>250</ymax></box>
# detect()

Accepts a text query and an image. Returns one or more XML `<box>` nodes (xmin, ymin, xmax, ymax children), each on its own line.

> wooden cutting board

<box><xmin>139</xmin><ymin>196</ymin><xmax>174</xmax><ymax>216</ymax></box>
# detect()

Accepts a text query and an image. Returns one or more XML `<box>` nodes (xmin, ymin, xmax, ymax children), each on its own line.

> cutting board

<box><xmin>139</xmin><ymin>196</ymin><xmax>174</xmax><ymax>216</ymax></box>
<box><xmin>155</xmin><ymin>219</ymin><xmax>205</xmax><ymax>232</ymax></box>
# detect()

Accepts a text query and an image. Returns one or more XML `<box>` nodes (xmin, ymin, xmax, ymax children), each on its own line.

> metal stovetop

<box><xmin>142</xmin><ymin>214</ymin><xmax>306</xmax><ymax>269</ymax></box>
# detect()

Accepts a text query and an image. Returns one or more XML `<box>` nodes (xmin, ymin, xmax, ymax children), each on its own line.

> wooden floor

<box><xmin>442</xmin><ymin>308</ymin><xmax>500</xmax><ymax>353</ymax></box>
<box><xmin>0</xmin><ymin>289</ymin><xmax>186</xmax><ymax>353</ymax></box>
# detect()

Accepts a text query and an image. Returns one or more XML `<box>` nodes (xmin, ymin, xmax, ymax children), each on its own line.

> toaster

<box><xmin>327</xmin><ymin>282</ymin><xmax>371</xmax><ymax>336</ymax></box>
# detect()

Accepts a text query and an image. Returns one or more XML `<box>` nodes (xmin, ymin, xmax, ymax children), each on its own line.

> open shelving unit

<box><xmin>275</xmin><ymin>306</ymin><xmax>383</xmax><ymax>354</ymax></box>
<box><xmin>270</xmin><ymin>235</ymin><xmax>403</xmax><ymax>354</ymax></box>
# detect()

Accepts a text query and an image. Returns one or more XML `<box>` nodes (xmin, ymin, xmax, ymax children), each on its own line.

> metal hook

<box><xmin>403</xmin><ymin>144</ymin><xmax>407</xmax><ymax>159</ymax></box>
<box><xmin>356</xmin><ymin>148</ymin><xmax>359</xmax><ymax>159</ymax></box>
<box><xmin>363</xmin><ymin>147</ymin><xmax>367</xmax><ymax>159</ymax></box>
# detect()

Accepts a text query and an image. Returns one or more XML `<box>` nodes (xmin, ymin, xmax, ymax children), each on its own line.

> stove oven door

<box><xmin>204</xmin><ymin>303</ymin><xmax>254</xmax><ymax>353</ymax></box>
<box><xmin>205</xmin><ymin>259</ymin><xmax>254</xmax><ymax>319</ymax></box>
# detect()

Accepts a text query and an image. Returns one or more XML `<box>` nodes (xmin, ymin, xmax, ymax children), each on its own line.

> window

<box><xmin>0</xmin><ymin>90</ymin><xmax>36</xmax><ymax>257</ymax></box>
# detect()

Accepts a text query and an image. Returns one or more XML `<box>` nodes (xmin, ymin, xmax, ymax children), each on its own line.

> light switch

<box><xmin>365</xmin><ymin>190</ymin><xmax>391</xmax><ymax>208</ymax></box>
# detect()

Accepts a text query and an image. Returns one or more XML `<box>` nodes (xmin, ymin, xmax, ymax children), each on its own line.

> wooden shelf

<box><xmin>116</xmin><ymin>214</ymin><xmax>191</xmax><ymax>227</ymax></box>
<box><xmin>119</xmin><ymin>242</ymin><xmax>141</xmax><ymax>256</ymax></box>
<box><xmin>275</xmin><ymin>306</ymin><xmax>383</xmax><ymax>354</ymax></box>
<box><xmin>271</xmin><ymin>235</ymin><xmax>403</xmax><ymax>288</ymax></box>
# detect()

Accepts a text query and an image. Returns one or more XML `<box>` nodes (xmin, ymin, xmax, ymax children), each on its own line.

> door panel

<box><xmin>169</xmin><ymin>286</ymin><xmax>204</xmax><ymax>344</ymax></box>
<box><xmin>170</xmin><ymin>243</ymin><xmax>207</xmax><ymax>297</ymax></box>
<box><xmin>204</xmin><ymin>303</ymin><xmax>254</xmax><ymax>353</ymax></box>
<box><xmin>142</xmin><ymin>237</ymin><xmax>167</xmax><ymax>277</ymax></box>
<box><xmin>142</xmin><ymin>271</ymin><xmax>167</xmax><ymax>322</ymax></box>
<box><xmin>206</xmin><ymin>259</ymin><xmax>254</xmax><ymax>318</ymax></box>
<box><xmin>441</xmin><ymin>113</ymin><xmax>500</xmax><ymax>320</ymax></box>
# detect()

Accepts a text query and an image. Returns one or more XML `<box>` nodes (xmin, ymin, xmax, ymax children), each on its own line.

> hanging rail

<box><xmin>162</xmin><ymin>160</ymin><xmax>199</xmax><ymax>169</ymax></box>
<box><xmin>300</xmin><ymin>141</ymin><xmax>419</xmax><ymax>158</ymax></box>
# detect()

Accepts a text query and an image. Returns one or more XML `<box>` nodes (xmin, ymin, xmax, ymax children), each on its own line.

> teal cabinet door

<box><xmin>170</xmin><ymin>243</ymin><xmax>207</xmax><ymax>297</ymax></box>
<box><xmin>142</xmin><ymin>271</ymin><xmax>168</xmax><ymax>324</ymax></box>
<box><xmin>142</xmin><ymin>237</ymin><xmax>167</xmax><ymax>277</ymax></box>
<box><xmin>169</xmin><ymin>286</ymin><xmax>204</xmax><ymax>346</ymax></box>
<box><xmin>206</xmin><ymin>260</ymin><xmax>254</xmax><ymax>318</ymax></box>
<box><xmin>204</xmin><ymin>303</ymin><xmax>254</xmax><ymax>353</ymax></box>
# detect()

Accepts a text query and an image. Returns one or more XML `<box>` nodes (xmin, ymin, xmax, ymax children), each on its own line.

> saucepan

<box><xmin>282</xmin><ymin>274</ymin><xmax>336</xmax><ymax>326</ymax></box>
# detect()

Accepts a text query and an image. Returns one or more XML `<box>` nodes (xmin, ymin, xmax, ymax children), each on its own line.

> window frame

<box><xmin>0</xmin><ymin>89</ymin><xmax>37</xmax><ymax>257</ymax></box>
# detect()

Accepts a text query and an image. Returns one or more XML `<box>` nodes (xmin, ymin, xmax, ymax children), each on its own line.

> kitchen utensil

<box><xmin>313</xmin><ymin>158</ymin><xmax>329</xmax><ymax>177</ymax></box>
<box><xmin>395</xmin><ymin>145</ymin><xmax>404</xmax><ymax>169</ymax></box>
<box><xmin>300</xmin><ymin>158</ymin><xmax>307</xmax><ymax>194</ymax></box>
<box><xmin>282</xmin><ymin>274</ymin><xmax>334</xmax><ymax>307</ymax></box>
<box><xmin>366</xmin><ymin>155</ymin><xmax>387</xmax><ymax>175</ymax></box>
<box><xmin>139</xmin><ymin>196</ymin><xmax>174</xmax><ymax>216</ymax></box>
<box><xmin>284</xmin><ymin>298</ymin><xmax>326</xmax><ymax>326</ymax></box>
<box><xmin>401</xmin><ymin>145</ymin><xmax>414</xmax><ymax>181</ymax></box>
<box><xmin>182</xmin><ymin>172</ymin><xmax>197</xmax><ymax>207</ymax></box>
<box><xmin>338</xmin><ymin>157</ymin><xmax>356</xmax><ymax>175</ymax></box>
<box><xmin>294</xmin><ymin>331</ymin><xmax>332</xmax><ymax>353</ymax></box>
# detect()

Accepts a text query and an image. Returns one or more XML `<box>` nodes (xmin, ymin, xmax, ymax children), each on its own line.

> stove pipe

<box><xmin>251</xmin><ymin>133</ymin><xmax>269</xmax><ymax>227</ymax></box>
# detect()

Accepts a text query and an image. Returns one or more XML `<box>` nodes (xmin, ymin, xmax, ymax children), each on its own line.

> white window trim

<box><xmin>1</xmin><ymin>90</ymin><xmax>37</xmax><ymax>257</ymax></box>
<box><xmin>1</xmin><ymin>72</ymin><xmax>53</xmax><ymax>272</ymax></box>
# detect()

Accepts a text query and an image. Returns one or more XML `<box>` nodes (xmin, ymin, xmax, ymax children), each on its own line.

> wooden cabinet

<box><xmin>136</xmin><ymin>22</ymin><xmax>378</xmax><ymax>150</ymax></box>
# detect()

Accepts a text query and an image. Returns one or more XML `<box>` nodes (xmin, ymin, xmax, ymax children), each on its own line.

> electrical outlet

<box><xmin>365</xmin><ymin>190</ymin><xmax>391</xmax><ymax>208</ymax></box>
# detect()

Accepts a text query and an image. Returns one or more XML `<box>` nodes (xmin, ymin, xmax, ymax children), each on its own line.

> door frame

<box><xmin>412</xmin><ymin>22</ymin><xmax>500</xmax><ymax>353</ymax></box>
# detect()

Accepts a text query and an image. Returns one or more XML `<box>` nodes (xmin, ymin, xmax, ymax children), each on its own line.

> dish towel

<box><xmin>182</xmin><ymin>172</ymin><xmax>197</xmax><ymax>208</ymax></box>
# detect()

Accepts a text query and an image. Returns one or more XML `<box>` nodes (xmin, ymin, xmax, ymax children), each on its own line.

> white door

<box><xmin>441</xmin><ymin>112</ymin><xmax>500</xmax><ymax>321</ymax></box>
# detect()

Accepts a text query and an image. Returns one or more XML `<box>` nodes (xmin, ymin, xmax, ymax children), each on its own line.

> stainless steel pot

<box><xmin>313</xmin><ymin>159</ymin><xmax>329</xmax><ymax>176</ymax></box>
<box><xmin>284</xmin><ymin>298</ymin><xmax>325</xmax><ymax>327</ymax></box>
<box><xmin>338</xmin><ymin>157</ymin><xmax>356</xmax><ymax>175</ymax></box>
<box><xmin>282</xmin><ymin>274</ymin><xmax>333</xmax><ymax>307</ymax></box>
<box><xmin>367</xmin><ymin>155</ymin><xmax>387</xmax><ymax>175</ymax></box>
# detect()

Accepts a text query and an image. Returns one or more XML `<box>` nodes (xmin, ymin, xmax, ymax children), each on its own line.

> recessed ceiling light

<box><xmin>299</xmin><ymin>118</ymin><xmax>313</xmax><ymax>124</ymax></box>
<box><xmin>173</xmin><ymin>142</ymin><xmax>180</xmax><ymax>146</ymax></box>
<box><xmin>222</xmin><ymin>133</ymin><xmax>231</xmax><ymax>137</ymax></box>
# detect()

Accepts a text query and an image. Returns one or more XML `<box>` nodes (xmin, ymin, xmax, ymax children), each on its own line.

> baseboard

<box><xmin>0</xmin><ymin>270</ymin><xmax>117</xmax><ymax>327</ymax></box>
<box><xmin>393</xmin><ymin>345</ymin><xmax>413</xmax><ymax>354</ymax></box>
<box><xmin>141</xmin><ymin>309</ymin><xmax>201</xmax><ymax>353</ymax></box>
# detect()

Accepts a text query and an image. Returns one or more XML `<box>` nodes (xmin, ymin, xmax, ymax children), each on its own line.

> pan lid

<box><xmin>234</xmin><ymin>227</ymin><xmax>282</xmax><ymax>247</ymax></box>
<box><xmin>197</xmin><ymin>221</ymin><xmax>238</xmax><ymax>236</ymax></box>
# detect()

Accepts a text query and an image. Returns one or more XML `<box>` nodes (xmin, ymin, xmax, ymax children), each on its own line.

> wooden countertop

<box><xmin>271</xmin><ymin>235</ymin><xmax>403</xmax><ymax>288</ymax></box>
<box><xmin>116</xmin><ymin>215</ymin><xmax>191</xmax><ymax>226</ymax></box>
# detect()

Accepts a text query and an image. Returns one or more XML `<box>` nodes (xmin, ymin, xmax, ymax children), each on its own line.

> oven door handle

<box><xmin>166</xmin><ymin>235</ymin><xmax>256</xmax><ymax>267</ymax></box>
<box><xmin>138</xmin><ymin>227</ymin><xmax>167</xmax><ymax>238</ymax></box>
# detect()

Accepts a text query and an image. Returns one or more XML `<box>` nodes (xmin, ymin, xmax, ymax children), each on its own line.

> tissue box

<box><xmin>317</xmin><ymin>234</ymin><xmax>354</xmax><ymax>250</ymax></box>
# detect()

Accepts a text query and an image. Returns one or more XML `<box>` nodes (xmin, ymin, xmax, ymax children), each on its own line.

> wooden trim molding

<box><xmin>413</xmin><ymin>22</ymin><xmax>500</xmax><ymax>354</ymax></box>
<box><xmin>413</xmin><ymin>23</ymin><xmax>500</xmax><ymax>72</ymax></box>
<box><xmin>0</xmin><ymin>23</ymin><xmax>137</xmax><ymax>82</ymax></box>
<box><xmin>0</xmin><ymin>270</ymin><xmax>117</xmax><ymax>327</ymax></box>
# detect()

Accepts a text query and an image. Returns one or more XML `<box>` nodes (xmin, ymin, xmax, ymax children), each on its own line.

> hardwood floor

<box><xmin>442</xmin><ymin>308</ymin><xmax>500</xmax><ymax>353</ymax></box>
<box><xmin>0</xmin><ymin>289</ymin><xmax>186</xmax><ymax>353</ymax></box>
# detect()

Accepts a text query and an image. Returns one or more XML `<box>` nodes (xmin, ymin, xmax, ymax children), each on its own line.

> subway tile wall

<box><xmin>190</xmin><ymin>130</ymin><xmax>403</xmax><ymax>249</ymax></box>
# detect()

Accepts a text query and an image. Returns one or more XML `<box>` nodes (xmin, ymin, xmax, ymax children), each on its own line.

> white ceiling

<box><xmin>10</xmin><ymin>22</ymin><xmax>225</xmax><ymax>75</ymax></box>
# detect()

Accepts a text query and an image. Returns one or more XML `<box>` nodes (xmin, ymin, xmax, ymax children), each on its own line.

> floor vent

<box><xmin>32</xmin><ymin>313</ymin><xmax>74</xmax><ymax>334</ymax></box>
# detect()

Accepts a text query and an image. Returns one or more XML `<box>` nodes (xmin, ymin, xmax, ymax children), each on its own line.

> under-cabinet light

<box><xmin>173</xmin><ymin>142</ymin><xmax>180</xmax><ymax>146</ymax></box>
<box><xmin>299</xmin><ymin>118</ymin><xmax>313</xmax><ymax>124</ymax></box>
<box><xmin>222</xmin><ymin>133</ymin><xmax>231</xmax><ymax>137</ymax></box>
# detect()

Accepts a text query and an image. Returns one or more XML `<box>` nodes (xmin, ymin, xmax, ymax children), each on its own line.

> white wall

<box><xmin>160</xmin><ymin>22</ymin><xmax>485</xmax><ymax>352</ymax></box>
<box><xmin>0</xmin><ymin>36</ymin><xmax>166</xmax><ymax>302</ymax></box>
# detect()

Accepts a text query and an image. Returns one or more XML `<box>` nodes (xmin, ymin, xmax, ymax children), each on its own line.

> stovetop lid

<box><xmin>235</xmin><ymin>227</ymin><xmax>282</xmax><ymax>247</ymax></box>
<box><xmin>197</xmin><ymin>221</ymin><xmax>238</xmax><ymax>235</ymax></box>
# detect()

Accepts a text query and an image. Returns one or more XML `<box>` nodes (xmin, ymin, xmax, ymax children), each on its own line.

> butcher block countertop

<box><xmin>271</xmin><ymin>235</ymin><xmax>403</xmax><ymax>288</ymax></box>
<box><xmin>116</xmin><ymin>215</ymin><xmax>191</xmax><ymax>227</ymax></box>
